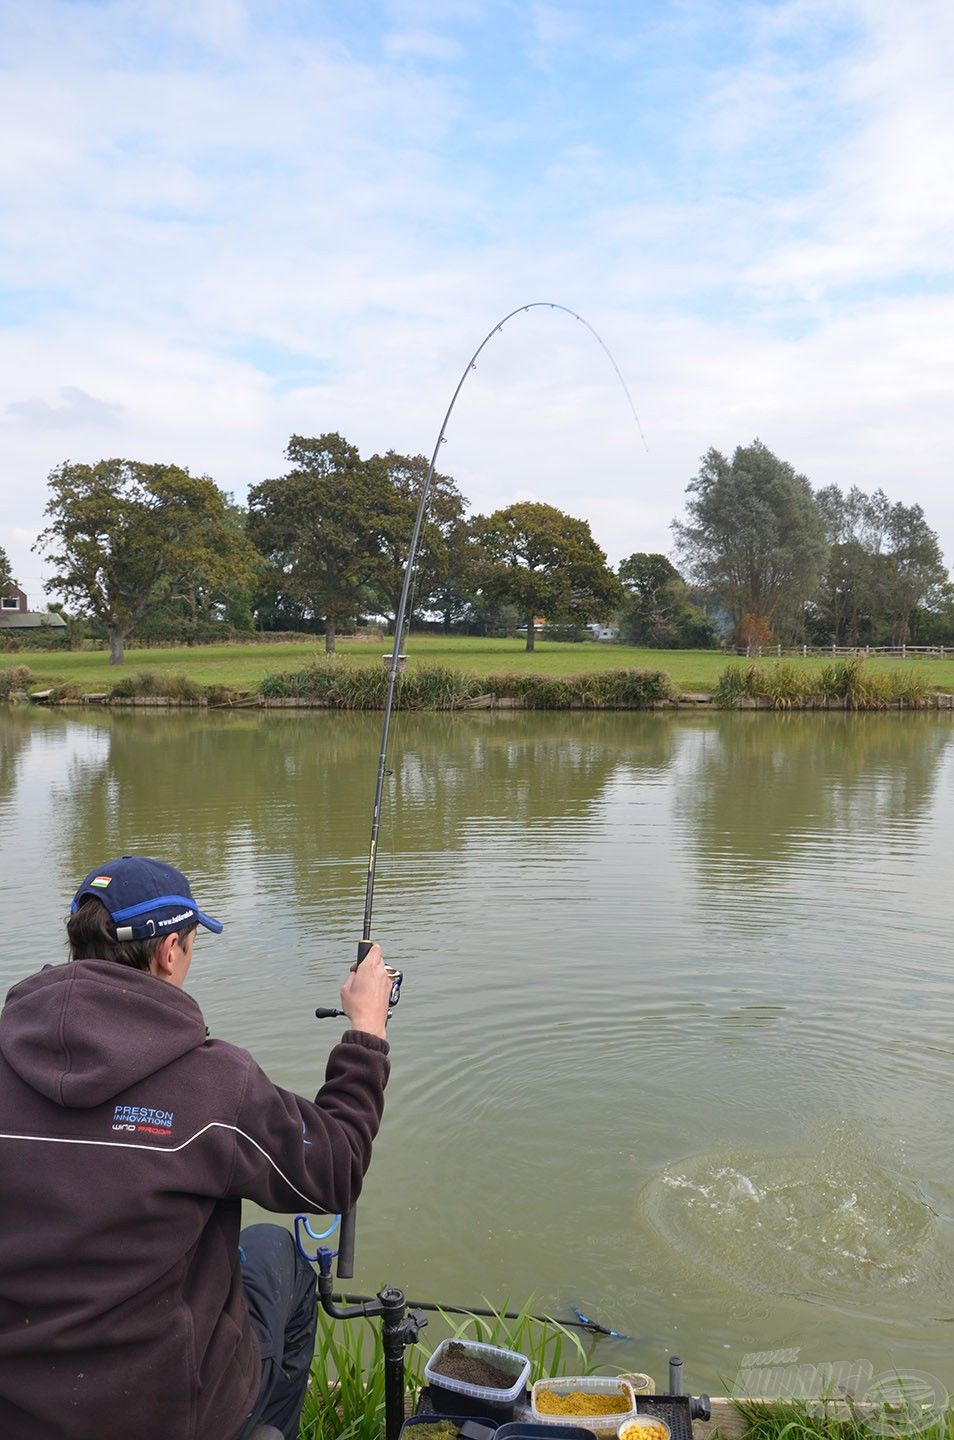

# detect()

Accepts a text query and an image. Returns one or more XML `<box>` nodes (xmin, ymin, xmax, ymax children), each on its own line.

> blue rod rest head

<box><xmin>294</xmin><ymin>1214</ymin><xmax>340</xmax><ymax>1265</ymax></box>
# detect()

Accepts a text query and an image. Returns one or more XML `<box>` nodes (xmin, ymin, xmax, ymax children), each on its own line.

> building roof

<box><xmin>0</xmin><ymin>611</ymin><xmax>67</xmax><ymax>629</ymax></box>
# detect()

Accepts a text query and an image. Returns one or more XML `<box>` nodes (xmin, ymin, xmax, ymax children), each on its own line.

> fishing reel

<box><xmin>314</xmin><ymin>965</ymin><xmax>403</xmax><ymax>1021</ymax></box>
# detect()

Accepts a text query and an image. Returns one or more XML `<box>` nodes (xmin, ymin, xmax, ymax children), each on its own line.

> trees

<box><xmin>813</xmin><ymin>485</ymin><xmax>946</xmax><ymax>645</ymax></box>
<box><xmin>471</xmin><ymin>501</ymin><xmax>623</xmax><ymax>652</ymax></box>
<box><xmin>365</xmin><ymin>451</ymin><xmax>469</xmax><ymax>626</ymax></box>
<box><xmin>814</xmin><ymin>485</ymin><xmax>884</xmax><ymax>645</ymax></box>
<box><xmin>881</xmin><ymin>500</ymin><xmax>947</xmax><ymax>645</ymax></box>
<box><xmin>34</xmin><ymin>460</ymin><xmax>260</xmax><ymax>664</ymax></box>
<box><xmin>248</xmin><ymin>434</ymin><xmax>390</xmax><ymax>653</ymax></box>
<box><xmin>673</xmin><ymin>440</ymin><xmax>828</xmax><ymax>644</ymax></box>
<box><xmin>617</xmin><ymin>552</ymin><xmax>715</xmax><ymax>648</ymax></box>
<box><xmin>0</xmin><ymin>545</ymin><xmax>12</xmax><ymax>592</ymax></box>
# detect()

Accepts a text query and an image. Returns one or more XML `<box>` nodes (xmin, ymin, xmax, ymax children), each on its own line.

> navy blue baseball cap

<box><xmin>71</xmin><ymin>856</ymin><xmax>223</xmax><ymax>942</ymax></box>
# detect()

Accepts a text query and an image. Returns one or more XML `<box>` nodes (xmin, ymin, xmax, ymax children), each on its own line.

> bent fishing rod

<box><xmin>316</xmin><ymin>302</ymin><xmax>646</xmax><ymax>1280</ymax></box>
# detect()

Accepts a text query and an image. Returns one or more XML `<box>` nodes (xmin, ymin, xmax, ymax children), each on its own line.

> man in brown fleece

<box><xmin>0</xmin><ymin>854</ymin><xmax>394</xmax><ymax>1440</ymax></box>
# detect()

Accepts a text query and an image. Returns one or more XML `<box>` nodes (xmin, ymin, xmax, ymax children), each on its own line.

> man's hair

<box><xmin>67</xmin><ymin>895</ymin><xmax>197</xmax><ymax>972</ymax></box>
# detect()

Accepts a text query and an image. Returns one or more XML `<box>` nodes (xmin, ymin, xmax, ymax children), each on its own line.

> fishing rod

<box><xmin>317</xmin><ymin>302</ymin><xmax>646</xmax><ymax>1281</ymax></box>
<box><xmin>326</xmin><ymin>1293</ymin><xmax>633</xmax><ymax>1340</ymax></box>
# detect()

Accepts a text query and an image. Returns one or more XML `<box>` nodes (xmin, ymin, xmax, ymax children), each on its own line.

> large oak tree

<box><xmin>248</xmin><ymin>433</ymin><xmax>389</xmax><ymax>653</ymax></box>
<box><xmin>35</xmin><ymin>459</ymin><xmax>260</xmax><ymax>664</ymax></box>
<box><xmin>365</xmin><ymin>451</ymin><xmax>469</xmax><ymax>626</ymax></box>
<box><xmin>471</xmin><ymin>501</ymin><xmax>623</xmax><ymax>651</ymax></box>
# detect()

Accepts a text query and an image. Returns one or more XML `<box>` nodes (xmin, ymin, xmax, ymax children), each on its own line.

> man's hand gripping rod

<box><xmin>314</xmin><ymin>947</ymin><xmax>402</xmax><ymax>1278</ymax></box>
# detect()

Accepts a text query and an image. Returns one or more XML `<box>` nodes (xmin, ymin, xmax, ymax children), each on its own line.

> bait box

<box><xmin>530</xmin><ymin>1378</ymin><xmax>636</xmax><ymax>1435</ymax></box>
<box><xmin>633</xmin><ymin>1396</ymin><xmax>693</xmax><ymax>1440</ymax></box>
<box><xmin>400</xmin><ymin>1414</ymin><xmax>500</xmax><ymax>1440</ymax></box>
<box><xmin>496</xmin><ymin>1425</ymin><xmax>598</xmax><ymax>1440</ymax></box>
<box><xmin>424</xmin><ymin>1339</ymin><xmax>532</xmax><ymax>1420</ymax></box>
<box><xmin>618</xmin><ymin>1418</ymin><xmax>671</xmax><ymax>1440</ymax></box>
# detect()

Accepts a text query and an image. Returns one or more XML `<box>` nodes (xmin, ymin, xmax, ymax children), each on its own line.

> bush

<box><xmin>258</xmin><ymin>663</ymin><xmax>673</xmax><ymax>710</ymax></box>
<box><xmin>109</xmin><ymin>671</ymin><xmax>204</xmax><ymax>702</ymax></box>
<box><xmin>0</xmin><ymin>627</ymin><xmax>69</xmax><ymax>653</ymax></box>
<box><xmin>713</xmin><ymin>665</ymin><xmax>766</xmax><ymax>704</ymax></box>
<box><xmin>487</xmin><ymin>669</ymin><xmax>672</xmax><ymax>709</ymax></box>
<box><xmin>259</xmin><ymin>661</ymin><xmax>480</xmax><ymax>710</ymax></box>
<box><xmin>493</xmin><ymin>673</ymin><xmax>577</xmax><ymax>709</ymax></box>
<box><xmin>594</xmin><ymin>668</ymin><xmax>674</xmax><ymax>706</ymax></box>
<box><xmin>0</xmin><ymin>665</ymin><xmax>33</xmax><ymax>698</ymax></box>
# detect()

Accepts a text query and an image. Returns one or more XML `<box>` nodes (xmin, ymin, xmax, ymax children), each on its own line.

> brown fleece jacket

<box><xmin>0</xmin><ymin>958</ymin><xmax>389</xmax><ymax>1440</ymax></box>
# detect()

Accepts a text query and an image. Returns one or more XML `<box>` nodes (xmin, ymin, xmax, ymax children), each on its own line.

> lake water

<box><xmin>2</xmin><ymin>705</ymin><xmax>953</xmax><ymax>1397</ymax></box>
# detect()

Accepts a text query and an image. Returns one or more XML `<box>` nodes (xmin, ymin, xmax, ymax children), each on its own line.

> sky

<box><xmin>1</xmin><ymin>0</ymin><xmax>953</xmax><ymax>602</ymax></box>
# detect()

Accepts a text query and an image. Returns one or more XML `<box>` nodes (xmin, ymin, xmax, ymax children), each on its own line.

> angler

<box><xmin>0</xmin><ymin>855</ymin><xmax>394</xmax><ymax>1440</ymax></box>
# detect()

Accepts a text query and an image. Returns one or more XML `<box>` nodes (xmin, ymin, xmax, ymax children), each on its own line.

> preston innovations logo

<box><xmin>112</xmin><ymin>1105</ymin><xmax>175</xmax><ymax>1136</ymax></box>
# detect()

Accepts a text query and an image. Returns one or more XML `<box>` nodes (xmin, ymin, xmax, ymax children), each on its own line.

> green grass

<box><xmin>732</xmin><ymin>1395</ymin><xmax>954</xmax><ymax>1440</ymax></box>
<box><xmin>9</xmin><ymin>635</ymin><xmax>954</xmax><ymax>698</ymax></box>
<box><xmin>13</xmin><ymin>636</ymin><xmax>954</xmax><ymax>696</ymax></box>
<box><xmin>298</xmin><ymin>1300</ymin><xmax>592</xmax><ymax>1440</ymax></box>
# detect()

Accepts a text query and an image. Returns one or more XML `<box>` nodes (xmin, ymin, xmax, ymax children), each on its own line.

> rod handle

<box><xmin>314</xmin><ymin>1007</ymin><xmax>344</xmax><ymax>1020</ymax></box>
<box><xmin>337</xmin><ymin>1206</ymin><xmax>356</xmax><ymax>1279</ymax></box>
<box><xmin>337</xmin><ymin>937</ymin><xmax>375</xmax><ymax>1277</ymax></box>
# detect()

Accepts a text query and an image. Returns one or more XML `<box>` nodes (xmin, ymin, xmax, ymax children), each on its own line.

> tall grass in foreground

<box><xmin>733</xmin><ymin>1396</ymin><xmax>954</xmax><ymax>1440</ymax></box>
<box><xmin>299</xmin><ymin>1312</ymin><xmax>400</xmax><ymax>1440</ymax></box>
<box><xmin>298</xmin><ymin>1301</ymin><xmax>592</xmax><ymax>1440</ymax></box>
<box><xmin>715</xmin><ymin>659</ymin><xmax>932</xmax><ymax>710</ymax></box>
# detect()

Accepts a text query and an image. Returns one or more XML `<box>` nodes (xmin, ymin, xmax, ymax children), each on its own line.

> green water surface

<box><xmin>1</xmin><ymin>707</ymin><xmax>952</xmax><ymax>1395</ymax></box>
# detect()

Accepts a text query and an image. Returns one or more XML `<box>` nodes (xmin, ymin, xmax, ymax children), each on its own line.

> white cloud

<box><xmin>0</xmin><ymin>0</ymin><xmax>953</xmax><ymax>599</ymax></box>
<box><xmin>6</xmin><ymin>387</ymin><xmax>125</xmax><ymax>430</ymax></box>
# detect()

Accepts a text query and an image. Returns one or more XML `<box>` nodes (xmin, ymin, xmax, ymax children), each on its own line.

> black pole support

<box><xmin>316</xmin><ymin>1271</ymin><xmax>427</xmax><ymax>1440</ymax></box>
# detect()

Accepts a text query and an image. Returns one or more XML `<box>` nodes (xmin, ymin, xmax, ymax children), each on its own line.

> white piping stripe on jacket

<box><xmin>0</xmin><ymin>1122</ymin><xmax>330</xmax><ymax>1209</ymax></box>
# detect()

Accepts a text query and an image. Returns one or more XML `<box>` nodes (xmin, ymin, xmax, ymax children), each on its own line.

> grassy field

<box><xmin>5</xmin><ymin>635</ymin><xmax>954</xmax><ymax>695</ymax></box>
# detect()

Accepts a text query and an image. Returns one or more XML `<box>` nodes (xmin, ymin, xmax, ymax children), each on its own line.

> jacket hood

<box><xmin>0</xmin><ymin>958</ymin><xmax>207</xmax><ymax>1107</ymax></box>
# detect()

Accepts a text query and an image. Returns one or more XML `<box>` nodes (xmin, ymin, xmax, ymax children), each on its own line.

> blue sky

<box><xmin>2</xmin><ymin>0</ymin><xmax>953</xmax><ymax>596</ymax></box>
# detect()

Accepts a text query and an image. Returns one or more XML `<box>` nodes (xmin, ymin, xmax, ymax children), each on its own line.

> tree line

<box><xmin>24</xmin><ymin>437</ymin><xmax>624</xmax><ymax>664</ymax></box>
<box><xmin>672</xmin><ymin>440</ymin><xmax>951</xmax><ymax>650</ymax></box>
<box><xmin>8</xmin><ymin>434</ymin><xmax>952</xmax><ymax>664</ymax></box>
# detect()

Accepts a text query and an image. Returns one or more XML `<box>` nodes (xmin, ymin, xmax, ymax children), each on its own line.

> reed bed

<box><xmin>109</xmin><ymin>669</ymin><xmax>205</xmax><ymax>701</ymax></box>
<box><xmin>714</xmin><ymin>658</ymin><xmax>932</xmax><ymax>710</ymax></box>
<box><xmin>259</xmin><ymin>661</ymin><xmax>673</xmax><ymax>710</ymax></box>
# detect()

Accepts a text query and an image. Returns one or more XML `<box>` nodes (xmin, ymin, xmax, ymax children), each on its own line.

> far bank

<box><xmin>3</xmin><ymin>648</ymin><xmax>951</xmax><ymax>712</ymax></box>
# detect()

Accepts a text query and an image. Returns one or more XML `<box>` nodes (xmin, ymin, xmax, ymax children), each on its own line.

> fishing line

<box><xmin>364</xmin><ymin>301</ymin><xmax>645</xmax><ymax>948</ymax></box>
<box><xmin>326</xmin><ymin>301</ymin><xmax>646</xmax><ymax>1280</ymax></box>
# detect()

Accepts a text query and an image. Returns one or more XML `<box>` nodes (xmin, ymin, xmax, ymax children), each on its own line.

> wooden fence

<box><xmin>740</xmin><ymin>644</ymin><xmax>950</xmax><ymax>660</ymax></box>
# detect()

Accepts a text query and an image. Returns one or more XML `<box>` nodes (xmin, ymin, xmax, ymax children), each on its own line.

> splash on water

<box><xmin>638</xmin><ymin>1126</ymin><xmax>938</xmax><ymax>1303</ymax></box>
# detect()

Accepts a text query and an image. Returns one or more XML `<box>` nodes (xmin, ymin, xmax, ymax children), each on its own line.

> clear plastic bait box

<box><xmin>530</xmin><ymin>1377</ymin><xmax>637</xmax><ymax>1435</ymax></box>
<box><xmin>424</xmin><ymin>1339</ymin><xmax>532</xmax><ymax>1420</ymax></box>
